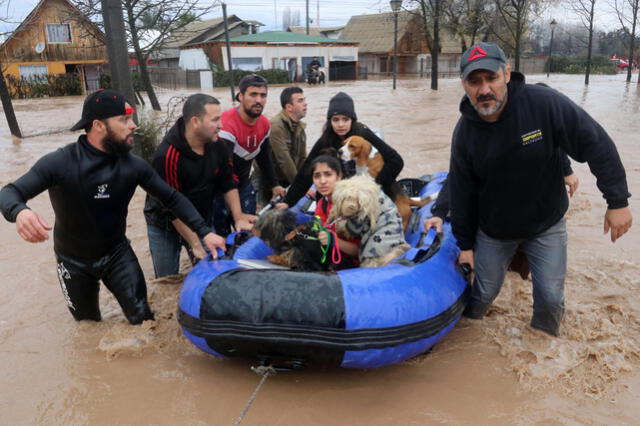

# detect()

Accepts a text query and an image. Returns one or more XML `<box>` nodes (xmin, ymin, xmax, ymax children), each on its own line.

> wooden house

<box><xmin>341</xmin><ymin>11</ymin><xmax>463</xmax><ymax>75</ymax></box>
<box><xmin>0</xmin><ymin>0</ymin><xmax>107</xmax><ymax>92</ymax></box>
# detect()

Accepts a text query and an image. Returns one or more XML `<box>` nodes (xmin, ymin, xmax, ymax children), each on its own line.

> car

<box><xmin>609</xmin><ymin>57</ymin><xmax>638</xmax><ymax>71</ymax></box>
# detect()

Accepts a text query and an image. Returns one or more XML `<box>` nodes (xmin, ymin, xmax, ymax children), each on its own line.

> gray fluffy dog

<box><xmin>329</xmin><ymin>176</ymin><xmax>410</xmax><ymax>267</ymax></box>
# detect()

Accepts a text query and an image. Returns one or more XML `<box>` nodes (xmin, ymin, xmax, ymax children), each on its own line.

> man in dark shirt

<box><xmin>448</xmin><ymin>43</ymin><xmax>632</xmax><ymax>336</ymax></box>
<box><xmin>0</xmin><ymin>90</ymin><xmax>224</xmax><ymax>324</ymax></box>
<box><xmin>252</xmin><ymin>86</ymin><xmax>308</xmax><ymax>207</ymax></box>
<box><xmin>144</xmin><ymin>94</ymin><xmax>256</xmax><ymax>277</ymax></box>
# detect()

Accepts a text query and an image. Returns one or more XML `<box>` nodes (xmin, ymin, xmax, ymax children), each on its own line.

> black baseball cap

<box><xmin>236</xmin><ymin>74</ymin><xmax>268</xmax><ymax>101</ymax></box>
<box><xmin>460</xmin><ymin>42</ymin><xmax>508</xmax><ymax>79</ymax></box>
<box><xmin>70</xmin><ymin>89</ymin><xmax>135</xmax><ymax>131</ymax></box>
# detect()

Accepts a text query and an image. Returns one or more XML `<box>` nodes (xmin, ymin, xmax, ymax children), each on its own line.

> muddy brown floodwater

<box><xmin>1</xmin><ymin>73</ymin><xmax>639</xmax><ymax>425</ymax></box>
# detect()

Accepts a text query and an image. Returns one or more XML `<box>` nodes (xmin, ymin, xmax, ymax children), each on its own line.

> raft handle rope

<box><xmin>232</xmin><ymin>365</ymin><xmax>277</xmax><ymax>426</ymax></box>
<box><xmin>330</xmin><ymin>230</ymin><xmax>342</xmax><ymax>264</ymax></box>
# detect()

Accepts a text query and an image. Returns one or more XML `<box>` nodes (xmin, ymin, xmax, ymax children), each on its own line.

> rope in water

<box><xmin>232</xmin><ymin>365</ymin><xmax>277</xmax><ymax>426</ymax></box>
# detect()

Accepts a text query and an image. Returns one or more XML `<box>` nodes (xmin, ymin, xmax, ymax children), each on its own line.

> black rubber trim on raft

<box><xmin>179</xmin><ymin>284</ymin><xmax>470</xmax><ymax>351</ymax></box>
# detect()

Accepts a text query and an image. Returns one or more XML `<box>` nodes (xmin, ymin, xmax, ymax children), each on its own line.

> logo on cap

<box><xmin>468</xmin><ymin>46</ymin><xmax>488</xmax><ymax>62</ymax></box>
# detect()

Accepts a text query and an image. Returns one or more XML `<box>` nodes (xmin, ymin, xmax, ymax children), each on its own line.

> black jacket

<box><xmin>432</xmin><ymin>152</ymin><xmax>574</xmax><ymax>220</ymax></box>
<box><xmin>0</xmin><ymin>135</ymin><xmax>210</xmax><ymax>259</ymax></box>
<box><xmin>284</xmin><ymin>122</ymin><xmax>404</xmax><ymax>206</ymax></box>
<box><xmin>144</xmin><ymin>118</ymin><xmax>238</xmax><ymax>231</ymax></box>
<box><xmin>449</xmin><ymin>72</ymin><xmax>630</xmax><ymax>250</ymax></box>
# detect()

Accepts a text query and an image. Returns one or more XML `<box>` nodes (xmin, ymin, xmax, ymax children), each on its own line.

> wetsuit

<box><xmin>0</xmin><ymin>135</ymin><xmax>211</xmax><ymax>324</ymax></box>
<box><xmin>144</xmin><ymin>117</ymin><xmax>238</xmax><ymax>277</ymax></box>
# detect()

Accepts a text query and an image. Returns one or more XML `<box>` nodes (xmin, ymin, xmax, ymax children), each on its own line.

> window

<box><xmin>272</xmin><ymin>58</ymin><xmax>288</xmax><ymax>70</ymax></box>
<box><xmin>46</xmin><ymin>23</ymin><xmax>72</xmax><ymax>43</ymax></box>
<box><xmin>231</xmin><ymin>57</ymin><xmax>262</xmax><ymax>71</ymax></box>
<box><xmin>19</xmin><ymin>65</ymin><xmax>48</xmax><ymax>79</ymax></box>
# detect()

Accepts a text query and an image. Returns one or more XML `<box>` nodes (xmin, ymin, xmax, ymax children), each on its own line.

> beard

<box><xmin>103</xmin><ymin>126</ymin><xmax>133</xmax><ymax>156</ymax></box>
<box><xmin>244</xmin><ymin>104</ymin><xmax>263</xmax><ymax>118</ymax></box>
<box><xmin>473</xmin><ymin>92</ymin><xmax>507</xmax><ymax>117</ymax></box>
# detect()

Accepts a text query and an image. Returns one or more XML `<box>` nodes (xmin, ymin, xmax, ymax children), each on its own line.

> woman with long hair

<box><xmin>282</xmin><ymin>92</ymin><xmax>404</xmax><ymax>207</ymax></box>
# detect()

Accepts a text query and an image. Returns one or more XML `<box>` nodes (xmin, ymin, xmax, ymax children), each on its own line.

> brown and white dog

<box><xmin>339</xmin><ymin>135</ymin><xmax>432</xmax><ymax>231</ymax></box>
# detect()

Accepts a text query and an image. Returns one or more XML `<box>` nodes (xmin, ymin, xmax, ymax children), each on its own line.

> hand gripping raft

<box><xmin>178</xmin><ymin>173</ymin><xmax>470</xmax><ymax>369</ymax></box>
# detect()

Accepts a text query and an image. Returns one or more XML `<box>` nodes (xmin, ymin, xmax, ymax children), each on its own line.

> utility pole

<box><xmin>222</xmin><ymin>3</ymin><xmax>235</xmax><ymax>103</ymax></box>
<box><xmin>100</xmin><ymin>0</ymin><xmax>136</xmax><ymax>110</ymax></box>
<box><xmin>274</xmin><ymin>0</ymin><xmax>278</xmax><ymax>29</ymax></box>
<box><xmin>317</xmin><ymin>0</ymin><xmax>320</xmax><ymax>26</ymax></box>
<box><xmin>306</xmin><ymin>0</ymin><xmax>310</xmax><ymax>35</ymax></box>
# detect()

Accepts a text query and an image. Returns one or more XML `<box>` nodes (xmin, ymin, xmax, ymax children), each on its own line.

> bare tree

<box><xmin>571</xmin><ymin>0</ymin><xmax>597</xmax><ymax>84</ymax></box>
<box><xmin>612</xmin><ymin>0</ymin><xmax>640</xmax><ymax>83</ymax></box>
<box><xmin>72</xmin><ymin>0</ymin><xmax>216</xmax><ymax>110</ymax></box>
<box><xmin>0</xmin><ymin>0</ymin><xmax>22</xmax><ymax>137</ymax></box>
<box><xmin>411</xmin><ymin>0</ymin><xmax>443</xmax><ymax>90</ymax></box>
<box><xmin>442</xmin><ymin>0</ymin><xmax>490</xmax><ymax>51</ymax></box>
<box><xmin>491</xmin><ymin>0</ymin><xmax>538</xmax><ymax>71</ymax></box>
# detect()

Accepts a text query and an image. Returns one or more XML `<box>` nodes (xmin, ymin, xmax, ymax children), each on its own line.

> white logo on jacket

<box><xmin>94</xmin><ymin>184</ymin><xmax>110</xmax><ymax>199</ymax></box>
<box><xmin>57</xmin><ymin>262</ymin><xmax>75</xmax><ymax>310</ymax></box>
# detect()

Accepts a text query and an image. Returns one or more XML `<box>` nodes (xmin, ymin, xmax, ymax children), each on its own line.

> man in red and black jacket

<box><xmin>144</xmin><ymin>94</ymin><xmax>256</xmax><ymax>277</ymax></box>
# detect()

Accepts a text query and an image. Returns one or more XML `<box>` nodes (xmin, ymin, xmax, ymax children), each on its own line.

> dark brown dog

<box><xmin>339</xmin><ymin>135</ymin><xmax>432</xmax><ymax>231</ymax></box>
<box><xmin>253</xmin><ymin>210</ymin><xmax>331</xmax><ymax>271</ymax></box>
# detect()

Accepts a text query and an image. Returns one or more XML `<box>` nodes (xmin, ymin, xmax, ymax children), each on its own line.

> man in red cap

<box><xmin>0</xmin><ymin>89</ymin><xmax>225</xmax><ymax>324</ymax></box>
<box><xmin>449</xmin><ymin>42</ymin><xmax>632</xmax><ymax>336</ymax></box>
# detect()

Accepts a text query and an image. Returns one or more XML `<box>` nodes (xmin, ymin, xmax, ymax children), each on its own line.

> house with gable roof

<box><xmin>154</xmin><ymin>16</ymin><xmax>263</xmax><ymax>69</ymax></box>
<box><xmin>341</xmin><ymin>10</ymin><xmax>463</xmax><ymax>75</ymax></box>
<box><xmin>0</xmin><ymin>0</ymin><xmax>107</xmax><ymax>92</ymax></box>
<box><xmin>180</xmin><ymin>30</ymin><xmax>359</xmax><ymax>81</ymax></box>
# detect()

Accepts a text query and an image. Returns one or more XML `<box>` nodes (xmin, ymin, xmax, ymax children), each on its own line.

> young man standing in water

<box><xmin>252</xmin><ymin>86</ymin><xmax>308</xmax><ymax>207</ymax></box>
<box><xmin>144</xmin><ymin>94</ymin><xmax>256</xmax><ymax>278</ymax></box>
<box><xmin>214</xmin><ymin>74</ymin><xmax>285</xmax><ymax>235</ymax></box>
<box><xmin>448</xmin><ymin>42</ymin><xmax>632</xmax><ymax>336</ymax></box>
<box><xmin>0</xmin><ymin>90</ymin><xmax>224</xmax><ymax>324</ymax></box>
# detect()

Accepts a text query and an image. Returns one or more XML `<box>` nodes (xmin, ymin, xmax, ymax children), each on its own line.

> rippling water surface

<box><xmin>1</xmin><ymin>73</ymin><xmax>639</xmax><ymax>424</ymax></box>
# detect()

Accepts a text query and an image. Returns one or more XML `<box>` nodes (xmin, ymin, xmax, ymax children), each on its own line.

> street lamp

<box><xmin>390</xmin><ymin>0</ymin><xmax>402</xmax><ymax>90</ymax></box>
<box><xmin>547</xmin><ymin>19</ymin><xmax>557</xmax><ymax>78</ymax></box>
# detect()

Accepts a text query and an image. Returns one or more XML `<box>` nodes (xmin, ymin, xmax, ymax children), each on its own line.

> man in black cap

<box><xmin>448</xmin><ymin>42</ymin><xmax>632</xmax><ymax>335</ymax></box>
<box><xmin>215</xmin><ymin>74</ymin><xmax>284</xmax><ymax>235</ymax></box>
<box><xmin>0</xmin><ymin>89</ymin><xmax>225</xmax><ymax>324</ymax></box>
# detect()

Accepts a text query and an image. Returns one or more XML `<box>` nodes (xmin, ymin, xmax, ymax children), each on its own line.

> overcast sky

<box><xmin>0</xmin><ymin>0</ymin><xmax>624</xmax><ymax>38</ymax></box>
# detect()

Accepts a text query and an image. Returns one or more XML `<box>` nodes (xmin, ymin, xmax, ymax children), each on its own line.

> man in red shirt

<box><xmin>215</xmin><ymin>74</ymin><xmax>285</xmax><ymax>235</ymax></box>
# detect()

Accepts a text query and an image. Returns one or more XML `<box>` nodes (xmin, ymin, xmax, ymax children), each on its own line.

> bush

<box><xmin>214</xmin><ymin>69</ymin><xmax>291</xmax><ymax>87</ymax></box>
<box><xmin>6</xmin><ymin>73</ymin><xmax>82</xmax><ymax>99</ymax></box>
<box><xmin>548</xmin><ymin>54</ymin><xmax>617</xmax><ymax>75</ymax></box>
<box><xmin>134</xmin><ymin>113</ymin><xmax>163</xmax><ymax>163</ymax></box>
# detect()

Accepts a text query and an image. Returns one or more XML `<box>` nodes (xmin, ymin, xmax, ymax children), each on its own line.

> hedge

<box><xmin>6</xmin><ymin>73</ymin><xmax>82</xmax><ymax>99</ymax></box>
<box><xmin>548</xmin><ymin>54</ymin><xmax>617</xmax><ymax>75</ymax></box>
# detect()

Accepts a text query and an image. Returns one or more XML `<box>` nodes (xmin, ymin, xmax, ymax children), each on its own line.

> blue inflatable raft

<box><xmin>178</xmin><ymin>173</ymin><xmax>470</xmax><ymax>369</ymax></box>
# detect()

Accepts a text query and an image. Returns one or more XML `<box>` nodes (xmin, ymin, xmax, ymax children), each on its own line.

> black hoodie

<box><xmin>144</xmin><ymin>118</ymin><xmax>238</xmax><ymax>231</ymax></box>
<box><xmin>449</xmin><ymin>72</ymin><xmax>630</xmax><ymax>250</ymax></box>
<box><xmin>284</xmin><ymin>122</ymin><xmax>404</xmax><ymax>206</ymax></box>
